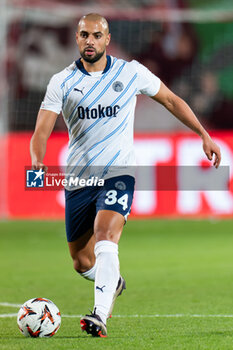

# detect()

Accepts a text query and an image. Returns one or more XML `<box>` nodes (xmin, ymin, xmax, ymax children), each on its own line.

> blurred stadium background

<box><xmin>0</xmin><ymin>0</ymin><xmax>233</xmax><ymax>219</ymax></box>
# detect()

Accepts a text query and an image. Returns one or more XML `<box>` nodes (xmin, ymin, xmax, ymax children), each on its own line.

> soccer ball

<box><xmin>17</xmin><ymin>298</ymin><xmax>61</xmax><ymax>337</ymax></box>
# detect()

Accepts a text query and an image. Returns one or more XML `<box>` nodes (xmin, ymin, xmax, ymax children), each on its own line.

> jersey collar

<box><xmin>75</xmin><ymin>55</ymin><xmax>111</xmax><ymax>76</ymax></box>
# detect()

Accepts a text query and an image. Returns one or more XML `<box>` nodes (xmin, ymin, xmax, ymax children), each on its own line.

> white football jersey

<box><xmin>41</xmin><ymin>56</ymin><xmax>161</xmax><ymax>188</ymax></box>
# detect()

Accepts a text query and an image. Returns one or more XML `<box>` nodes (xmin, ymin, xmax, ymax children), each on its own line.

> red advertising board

<box><xmin>5</xmin><ymin>131</ymin><xmax>233</xmax><ymax>219</ymax></box>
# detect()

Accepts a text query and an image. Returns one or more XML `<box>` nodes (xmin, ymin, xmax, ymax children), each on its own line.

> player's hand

<box><xmin>32</xmin><ymin>161</ymin><xmax>48</xmax><ymax>173</ymax></box>
<box><xmin>202</xmin><ymin>134</ymin><xmax>221</xmax><ymax>169</ymax></box>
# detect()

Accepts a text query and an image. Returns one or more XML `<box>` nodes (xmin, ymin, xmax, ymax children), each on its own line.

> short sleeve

<box><xmin>40</xmin><ymin>75</ymin><xmax>63</xmax><ymax>114</ymax></box>
<box><xmin>133</xmin><ymin>60</ymin><xmax>161</xmax><ymax>97</ymax></box>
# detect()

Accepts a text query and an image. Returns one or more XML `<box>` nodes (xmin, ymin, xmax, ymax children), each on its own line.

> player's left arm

<box><xmin>151</xmin><ymin>82</ymin><xmax>221</xmax><ymax>168</ymax></box>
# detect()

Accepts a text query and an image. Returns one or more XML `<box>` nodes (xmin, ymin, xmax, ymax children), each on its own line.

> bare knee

<box><xmin>68</xmin><ymin>229</ymin><xmax>96</xmax><ymax>274</ymax></box>
<box><xmin>95</xmin><ymin>228</ymin><xmax>116</xmax><ymax>242</ymax></box>
<box><xmin>94</xmin><ymin>211</ymin><xmax>125</xmax><ymax>243</ymax></box>
<box><xmin>73</xmin><ymin>254</ymin><xmax>95</xmax><ymax>274</ymax></box>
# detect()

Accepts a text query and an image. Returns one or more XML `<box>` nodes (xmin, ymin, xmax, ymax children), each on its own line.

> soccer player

<box><xmin>30</xmin><ymin>13</ymin><xmax>221</xmax><ymax>337</ymax></box>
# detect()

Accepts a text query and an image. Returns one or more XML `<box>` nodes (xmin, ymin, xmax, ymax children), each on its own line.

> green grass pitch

<box><xmin>0</xmin><ymin>219</ymin><xmax>233</xmax><ymax>350</ymax></box>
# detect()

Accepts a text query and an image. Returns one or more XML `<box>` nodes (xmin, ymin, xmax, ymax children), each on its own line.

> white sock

<box><xmin>79</xmin><ymin>262</ymin><xmax>96</xmax><ymax>282</ymax></box>
<box><xmin>94</xmin><ymin>240</ymin><xmax>120</xmax><ymax>325</ymax></box>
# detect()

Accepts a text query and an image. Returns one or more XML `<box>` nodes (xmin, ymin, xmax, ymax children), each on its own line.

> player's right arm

<box><xmin>30</xmin><ymin>109</ymin><xmax>58</xmax><ymax>171</ymax></box>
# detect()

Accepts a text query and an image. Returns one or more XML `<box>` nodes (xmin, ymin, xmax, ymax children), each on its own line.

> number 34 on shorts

<box><xmin>98</xmin><ymin>175</ymin><xmax>135</xmax><ymax>218</ymax></box>
<box><xmin>105</xmin><ymin>190</ymin><xmax>129</xmax><ymax>210</ymax></box>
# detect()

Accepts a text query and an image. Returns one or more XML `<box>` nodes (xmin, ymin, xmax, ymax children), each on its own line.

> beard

<box><xmin>80</xmin><ymin>48</ymin><xmax>105</xmax><ymax>63</ymax></box>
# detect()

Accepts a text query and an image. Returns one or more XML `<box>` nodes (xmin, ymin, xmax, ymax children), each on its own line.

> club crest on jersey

<box><xmin>112</xmin><ymin>81</ymin><xmax>124</xmax><ymax>92</ymax></box>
